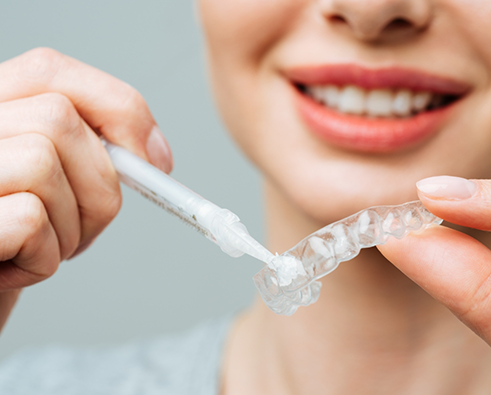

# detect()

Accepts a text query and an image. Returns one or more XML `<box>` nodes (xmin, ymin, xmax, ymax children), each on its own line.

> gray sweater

<box><xmin>0</xmin><ymin>316</ymin><xmax>232</xmax><ymax>395</ymax></box>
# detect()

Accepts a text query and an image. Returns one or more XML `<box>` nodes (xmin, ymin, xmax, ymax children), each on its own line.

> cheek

<box><xmin>199</xmin><ymin>0</ymin><xmax>307</xmax><ymax>62</ymax></box>
<box><xmin>197</xmin><ymin>0</ymin><xmax>310</xmax><ymax>159</ymax></box>
<box><xmin>436</xmin><ymin>1</ymin><xmax>491</xmax><ymax>174</ymax></box>
<box><xmin>443</xmin><ymin>0</ymin><xmax>491</xmax><ymax>63</ymax></box>
<box><xmin>457</xmin><ymin>92</ymin><xmax>491</xmax><ymax>176</ymax></box>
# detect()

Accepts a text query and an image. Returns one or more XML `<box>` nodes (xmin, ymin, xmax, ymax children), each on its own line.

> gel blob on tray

<box><xmin>253</xmin><ymin>201</ymin><xmax>442</xmax><ymax>316</ymax></box>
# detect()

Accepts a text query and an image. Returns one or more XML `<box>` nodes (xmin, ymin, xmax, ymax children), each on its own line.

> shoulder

<box><xmin>0</xmin><ymin>316</ymin><xmax>233</xmax><ymax>395</ymax></box>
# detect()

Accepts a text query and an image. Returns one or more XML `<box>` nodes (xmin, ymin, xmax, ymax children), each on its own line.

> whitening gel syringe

<box><xmin>102</xmin><ymin>138</ymin><xmax>274</xmax><ymax>264</ymax></box>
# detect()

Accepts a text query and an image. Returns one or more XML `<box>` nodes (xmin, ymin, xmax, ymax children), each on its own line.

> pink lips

<box><xmin>285</xmin><ymin>65</ymin><xmax>470</xmax><ymax>153</ymax></box>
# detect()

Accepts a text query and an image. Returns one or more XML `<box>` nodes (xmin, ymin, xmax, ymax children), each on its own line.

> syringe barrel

<box><xmin>104</xmin><ymin>141</ymin><xmax>220</xmax><ymax>235</ymax></box>
<box><xmin>106</xmin><ymin>143</ymin><xmax>202</xmax><ymax>205</ymax></box>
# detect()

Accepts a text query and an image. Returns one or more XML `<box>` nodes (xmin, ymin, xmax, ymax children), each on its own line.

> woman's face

<box><xmin>198</xmin><ymin>0</ymin><xmax>491</xmax><ymax>224</ymax></box>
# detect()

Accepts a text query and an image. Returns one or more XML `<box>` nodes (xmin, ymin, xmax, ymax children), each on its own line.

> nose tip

<box><xmin>323</xmin><ymin>0</ymin><xmax>432</xmax><ymax>42</ymax></box>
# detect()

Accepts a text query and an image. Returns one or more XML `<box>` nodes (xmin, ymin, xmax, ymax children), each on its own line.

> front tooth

<box><xmin>309</xmin><ymin>86</ymin><xmax>325</xmax><ymax>103</ymax></box>
<box><xmin>323</xmin><ymin>85</ymin><xmax>340</xmax><ymax>108</ymax></box>
<box><xmin>392</xmin><ymin>89</ymin><xmax>412</xmax><ymax>116</ymax></box>
<box><xmin>412</xmin><ymin>91</ymin><xmax>431</xmax><ymax>112</ymax></box>
<box><xmin>338</xmin><ymin>85</ymin><xmax>366</xmax><ymax>115</ymax></box>
<box><xmin>366</xmin><ymin>89</ymin><xmax>393</xmax><ymax>117</ymax></box>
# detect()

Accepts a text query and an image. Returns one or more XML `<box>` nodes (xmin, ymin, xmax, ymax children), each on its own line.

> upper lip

<box><xmin>284</xmin><ymin>64</ymin><xmax>471</xmax><ymax>95</ymax></box>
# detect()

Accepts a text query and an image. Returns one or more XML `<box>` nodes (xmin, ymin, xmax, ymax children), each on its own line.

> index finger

<box><xmin>0</xmin><ymin>47</ymin><xmax>172</xmax><ymax>171</ymax></box>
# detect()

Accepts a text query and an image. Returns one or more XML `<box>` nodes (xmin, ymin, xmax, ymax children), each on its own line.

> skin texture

<box><xmin>197</xmin><ymin>0</ymin><xmax>491</xmax><ymax>393</ymax></box>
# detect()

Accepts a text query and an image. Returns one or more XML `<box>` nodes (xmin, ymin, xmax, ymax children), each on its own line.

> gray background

<box><xmin>0</xmin><ymin>0</ymin><xmax>264</xmax><ymax>361</ymax></box>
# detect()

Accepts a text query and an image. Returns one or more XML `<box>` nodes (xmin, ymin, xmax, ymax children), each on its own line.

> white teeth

<box><xmin>305</xmin><ymin>84</ymin><xmax>443</xmax><ymax>118</ymax></box>
<box><xmin>338</xmin><ymin>85</ymin><xmax>366</xmax><ymax>115</ymax></box>
<box><xmin>392</xmin><ymin>89</ymin><xmax>412</xmax><ymax>116</ymax></box>
<box><xmin>309</xmin><ymin>86</ymin><xmax>324</xmax><ymax>102</ymax></box>
<box><xmin>412</xmin><ymin>91</ymin><xmax>431</xmax><ymax>111</ymax></box>
<box><xmin>366</xmin><ymin>89</ymin><xmax>393</xmax><ymax>117</ymax></box>
<box><xmin>324</xmin><ymin>85</ymin><xmax>340</xmax><ymax>107</ymax></box>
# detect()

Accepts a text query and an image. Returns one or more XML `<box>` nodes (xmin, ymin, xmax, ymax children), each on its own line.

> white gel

<box><xmin>269</xmin><ymin>254</ymin><xmax>306</xmax><ymax>287</ymax></box>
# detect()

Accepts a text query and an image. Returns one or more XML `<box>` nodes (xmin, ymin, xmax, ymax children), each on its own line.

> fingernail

<box><xmin>146</xmin><ymin>126</ymin><xmax>173</xmax><ymax>173</ymax></box>
<box><xmin>417</xmin><ymin>176</ymin><xmax>477</xmax><ymax>200</ymax></box>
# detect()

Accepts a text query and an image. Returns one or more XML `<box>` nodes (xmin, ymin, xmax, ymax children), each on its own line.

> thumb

<box><xmin>377</xmin><ymin>176</ymin><xmax>491</xmax><ymax>343</ymax></box>
<box><xmin>378</xmin><ymin>226</ymin><xmax>491</xmax><ymax>343</ymax></box>
<box><xmin>415</xmin><ymin>176</ymin><xmax>491</xmax><ymax>231</ymax></box>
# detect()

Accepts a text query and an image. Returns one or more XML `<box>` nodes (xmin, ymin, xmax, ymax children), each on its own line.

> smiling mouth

<box><xmin>297</xmin><ymin>83</ymin><xmax>460</xmax><ymax>119</ymax></box>
<box><xmin>285</xmin><ymin>65</ymin><xmax>470</xmax><ymax>152</ymax></box>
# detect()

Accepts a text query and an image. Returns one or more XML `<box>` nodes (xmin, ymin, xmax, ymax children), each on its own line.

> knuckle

<box><xmin>40</xmin><ymin>255</ymin><xmax>59</xmax><ymax>279</ymax></box>
<box><xmin>458</xmin><ymin>272</ymin><xmax>491</xmax><ymax>339</ymax></box>
<box><xmin>76</xmin><ymin>170</ymin><xmax>122</xmax><ymax>239</ymax></box>
<box><xmin>16</xmin><ymin>193</ymin><xmax>49</xmax><ymax>237</ymax></box>
<box><xmin>106</xmin><ymin>190</ymin><xmax>123</xmax><ymax>219</ymax></box>
<box><xmin>113</xmin><ymin>86</ymin><xmax>153</xmax><ymax>146</ymax></box>
<box><xmin>98</xmin><ymin>188</ymin><xmax>122</xmax><ymax>224</ymax></box>
<box><xmin>118</xmin><ymin>86</ymin><xmax>147</xmax><ymax>116</ymax></box>
<box><xmin>462</xmin><ymin>273</ymin><xmax>491</xmax><ymax>317</ymax></box>
<box><xmin>18</xmin><ymin>47</ymin><xmax>64</xmax><ymax>83</ymax></box>
<box><xmin>81</xmin><ymin>157</ymin><xmax>123</xmax><ymax>233</ymax></box>
<box><xmin>25</xmin><ymin>47</ymin><xmax>62</xmax><ymax>61</ymax></box>
<box><xmin>60</xmin><ymin>220</ymin><xmax>81</xmax><ymax>261</ymax></box>
<box><xmin>85</xmin><ymin>186</ymin><xmax>122</xmax><ymax>231</ymax></box>
<box><xmin>22</xmin><ymin>134</ymin><xmax>61</xmax><ymax>181</ymax></box>
<box><xmin>35</xmin><ymin>92</ymin><xmax>79</xmax><ymax>134</ymax></box>
<box><xmin>479</xmin><ymin>181</ymin><xmax>491</xmax><ymax>202</ymax></box>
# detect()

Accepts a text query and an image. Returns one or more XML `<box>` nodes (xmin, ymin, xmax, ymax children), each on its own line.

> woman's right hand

<box><xmin>0</xmin><ymin>48</ymin><xmax>173</xmax><ymax>332</ymax></box>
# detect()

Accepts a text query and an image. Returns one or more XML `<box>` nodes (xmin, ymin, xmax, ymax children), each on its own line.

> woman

<box><xmin>1</xmin><ymin>0</ymin><xmax>491</xmax><ymax>393</ymax></box>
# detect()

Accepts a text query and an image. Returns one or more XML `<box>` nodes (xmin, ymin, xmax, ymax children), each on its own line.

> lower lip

<box><xmin>293</xmin><ymin>87</ymin><xmax>455</xmax><ymax>153</ymax></box>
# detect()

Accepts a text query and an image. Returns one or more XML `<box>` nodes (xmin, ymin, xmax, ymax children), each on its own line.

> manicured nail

<box><xmin>416</xmin><ymin>176</ymin><xmax>477</xmax><ymax>200</ymax></box>
<box><xmin>146</xmin><ymin>126</ymin><xmax>173</xmax><ymax>173</ymax></box>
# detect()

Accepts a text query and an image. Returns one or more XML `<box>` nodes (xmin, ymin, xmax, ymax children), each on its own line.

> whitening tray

<box><xmin>253</xmin><ymin>201</ymin><xmax>442</xmax><ymax>315</ymax></box>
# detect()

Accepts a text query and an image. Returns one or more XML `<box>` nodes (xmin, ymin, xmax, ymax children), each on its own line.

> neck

<box><xmin>222</xmin><ymin>180</ymin><xmax>491</xmax><ymax>394</ymax></box>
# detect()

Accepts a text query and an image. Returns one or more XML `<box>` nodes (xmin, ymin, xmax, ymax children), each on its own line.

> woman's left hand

<box><xmin>378</xmin><ymin>176</ymin><xmax>491</xmax><ymax>344</ymax></box>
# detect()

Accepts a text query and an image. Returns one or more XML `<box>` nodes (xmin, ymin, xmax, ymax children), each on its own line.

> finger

<box><xmin>0</xmin><ymin>134</ymin><xmax>80</xmax><ymax>259</ymax></box>
<box><xmin>0</xmin><ymin>290</ymin><xmax>21</xmax><ymax>333</ymax></box>
<box><xmin>0</xmin><ymin>47</ymin><xmax>172</xmax><ymax>173</ymax></box>
<box><xmin>416</xmin><ymin>176</ymin><xmax>491</xmax><ymax>231</ymax></box>
<box><xmin>68</xmin><ymin>237</ymin><xmax>96</xmax><ymax>260</ymax></box>
<box><xmin>377</xmin><ymin>226</ymin><xmax>491</xmax><ymax>343</ymax></box>
<box><xmin>0</xmin><ymin>94</ymin><xmax>122</xmax><ymax>246</ymax></box>
<box><xmin>0</xmin><ymin>193</ymin><xmax>60</xmax><ymax>291</ymax></box>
